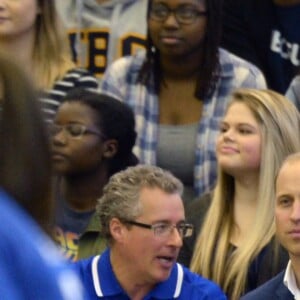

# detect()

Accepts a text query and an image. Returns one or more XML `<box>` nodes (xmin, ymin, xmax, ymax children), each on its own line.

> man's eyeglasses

<box><xmin>49</xmin><ymin>123</ymin><xmax>103</xmax><ymax>140</ymax></box>
<box><xmin>149</xmin><ymin>4</ymin><xmax>208</xmax><ymax>25</ymax></box>
<box><xmin>126</xmin><ymin>220</ymin><xmax>193</xmax><ymax>238</ymax></box>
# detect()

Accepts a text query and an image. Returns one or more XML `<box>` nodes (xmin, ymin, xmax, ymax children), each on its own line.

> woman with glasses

<box><xmin>100</xmin><ymin>0</ymin><xmax>266</xmax><ymax>203</ymax></box>
<box><xmin>51</xmin><ymin>88</ymin><xmax>138</xmax><ymax>261</ymax></box>
<box><xmin>0</xmin><ymin>0</ymin><xmax>99</xmax><ymax>123</ymax></box>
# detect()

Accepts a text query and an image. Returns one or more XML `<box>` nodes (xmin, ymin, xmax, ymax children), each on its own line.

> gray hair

<box><xmin>97</xmin><ymin>165</ymin><xmax>183</xmax><ymax>243</ymax></box>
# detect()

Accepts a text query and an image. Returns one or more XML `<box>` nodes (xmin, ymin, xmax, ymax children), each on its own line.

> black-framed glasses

<box><xmin>126</xmin><ymin>220</ymin><xmax>193</xmax><ymax>238</ymax></box>
<box><xmin>149</xmin><ymin>3</ymin><xmax>208</xmax><ymax>25</ymax></box>
<box><xmin>49</xmin><ymin>123</ymin><xmax>103</xmax><ymax>140</ymax></box>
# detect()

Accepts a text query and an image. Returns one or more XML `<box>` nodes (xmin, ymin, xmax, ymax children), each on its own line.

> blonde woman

<box><xmin>0</xmin><ymin>0</ymin><xmax>99</xmax><ymax>123</ymax></box>
<box><xmin>179</xmin><ymin>89</ymin><xmax>300</xmax><ymax>299</ymax></box>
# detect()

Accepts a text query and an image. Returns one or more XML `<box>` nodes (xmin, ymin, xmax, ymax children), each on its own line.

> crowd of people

<box><xmin>1</xmin><ymin>0</ymin><xmax>300</xmax><ymax>299</ymax></box>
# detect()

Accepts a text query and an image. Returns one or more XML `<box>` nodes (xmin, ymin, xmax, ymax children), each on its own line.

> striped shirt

<box><xmin>40</xmin><ymin>68</ymin><xmax>99</xmax><ymax>123</ymax></box>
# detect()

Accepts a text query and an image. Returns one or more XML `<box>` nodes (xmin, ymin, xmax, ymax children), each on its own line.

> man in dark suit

<box><xmin>242</xmin><ymin>152</ymin><xmax>300</xmax><ymax>299</ymax></box>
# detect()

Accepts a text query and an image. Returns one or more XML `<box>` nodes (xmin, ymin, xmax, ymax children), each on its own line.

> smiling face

<box><xmin>0</xmin><ymin>0</ymin><xmax>40</xmax><ymax>40</ymax></box>
<box><xmin>51</xmin><ymin>102</ymin><xmax>107</xmax><ymax>176</ymax></box>
<box><xmin>275</xmin><ymin>160</ymin><xmax>300</xmax><ymax>260</ymax></box>
<box><xmin>148</xmin><ymin>0</ymin><xmax>207</xmax><ymax>58</ymax></box>
<box><xmin>216</xmin><ymin>102</ymin><xmax>262</xmax><ymax>177</ymax></box>
<box><xmin>115</xmin><ymin>187</ymin><xmax>185</xmax><ymax>287</ymax></box>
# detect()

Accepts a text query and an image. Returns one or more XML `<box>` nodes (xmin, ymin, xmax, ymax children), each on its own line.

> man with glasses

<box><xmin>73</xmin><ymin>165</ymin><xmax>226</xmax><ymax>299</ymax></box>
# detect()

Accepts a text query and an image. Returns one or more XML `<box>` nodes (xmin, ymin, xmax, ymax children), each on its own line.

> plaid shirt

<box><xmin>101</xmin><ymin>48</ymin><xmax>266</xmax><ymax>197</ymax></box>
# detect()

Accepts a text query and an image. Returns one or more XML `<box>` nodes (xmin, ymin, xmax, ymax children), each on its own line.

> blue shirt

<box><xmin>100</xmin><ymin>49</ymin><xmax>266</xmax><ymax>197</ymax></box>
<box><xmin>74</xmin><ymin>248</ymin><xmax>227</xmax><ymax>299</ymax></box>
<box><xmin>0</xmin><ymin>189</ymin><xmax>84</xmax><ymax>300</ymax></box>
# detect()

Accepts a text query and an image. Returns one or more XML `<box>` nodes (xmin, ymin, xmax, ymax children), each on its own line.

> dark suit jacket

<box><xmin>241</xmin><ymin>270</ymin><xmax>294</xmax><ymax>300</ymax></box>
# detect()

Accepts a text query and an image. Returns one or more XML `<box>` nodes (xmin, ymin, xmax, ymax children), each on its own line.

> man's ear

<box><xmin>103</xmin><ymin>139</ymin><xmax>118</xmax><ymax>158</ymax></box>
<box><xmin>110</xmin><ymin>217</ymin><xmax>126</xmax><ymax>243</ymax></box>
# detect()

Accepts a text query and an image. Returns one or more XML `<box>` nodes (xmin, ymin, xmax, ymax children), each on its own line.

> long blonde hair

<box><xmin>33</xmin><ymin>0</ymin><xmax>75</xmax><ymax>89</ymax></box>
<box><xmin>190</xmin><ymin>89</ymin><xmax>300</xmax><ymax>299</ymax></box>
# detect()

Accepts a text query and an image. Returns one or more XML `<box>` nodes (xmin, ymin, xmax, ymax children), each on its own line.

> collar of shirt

<box><xmin>283</xmin><ymin>260</ymin><xmax>300</xmax><ymax>300</ymax></box>
<box><xmin>91</xmin><ymin>248</ymin><xmax>184</xmax><ymax>299</ymax></box>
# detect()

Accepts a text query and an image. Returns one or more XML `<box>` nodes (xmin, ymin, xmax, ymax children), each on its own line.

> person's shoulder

<box><xmin>108</xmin><ymin>50</ymin><xmax>146</xmax><ymax>71</ymax></box>
<box><xmin>73</xmin><ymin>255</ymin><xmax>98</xmax><ymax>287</ymax></box>
<box><xmin>102</xmin><ymin>50</ymin><xmax>147</xmax><ymax>86</ymax></box>
<box><xmin>288</xmin><ymin>75</ymin><xmax>300</xmax><ymax>88</ymax></box>
<box><xmin>219</xmin><ymin>48</ymin><xmax>263</xmax><ymax>73</ymax></box>
<box><xmin>185</xmin><ymin>193</ymin><xmax>212</xmax><ymax>225</ymax></box>
<box><xmin>241</xmin><ymin>270</ymin><xmax>286</xmax><ymax>300</ymax></box>
<box><xmin>286</xmin><ymin>75</ymin><xmax>300</xmax><ymax>109</ymax></box>
<box><xmin>185</xmin><ymin>193</ymin><xmax>212</xmax><ymax>213</ymax></box>
<box><xmin>73</xmin><ymin>255</ymin><xmax>96</xmax><ymax>273</ymax></box>
<box><xmin>218</xmin><ymin>48</ymin><xmax>266</xmax><ymax>87</ymax></box>
<box><xmin>180</xmin><ymin>264</ymin><xmax>226</xmax><ymax>299</ymax></box>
